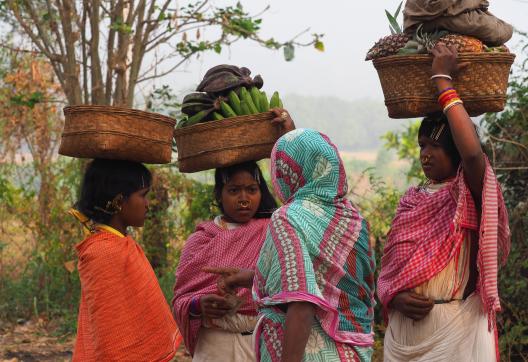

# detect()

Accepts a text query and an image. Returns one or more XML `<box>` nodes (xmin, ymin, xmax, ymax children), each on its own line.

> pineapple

<box><xmin>437</xmin><ymin>34</ymin><xmax>483</xmax><ymax>53</ymax></box>
<box><xmin>398</xmin><ymin>26</ymin><xmax>483</xmax><ymax>55</ymax></box>
<box><xmin>365</xmin><ymin>2</ymin><xmax>485</xmax><ymax>60</ymax></box>
<box><xmin>365</xmin><ymin>2</ymin><xmax>410</xmax><ymax>61</ymax></box>
<box><xmin>365</xmin><ymin>33</ymin><xmax>411</xmax><ymax>60</ymax></box>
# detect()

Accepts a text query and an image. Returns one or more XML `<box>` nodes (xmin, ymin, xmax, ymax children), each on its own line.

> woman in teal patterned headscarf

<box><xmin>208</xmin><ymin>129</ymin><xmax>375</xmax><ymax>361</ymax></box>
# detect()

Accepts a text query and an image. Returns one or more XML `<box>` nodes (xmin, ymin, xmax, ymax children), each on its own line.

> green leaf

<box><xmin>385</xmin><ymin>9</ymin><xmax>401</xmax><ymax>34</ymax></box>
<box><xmin>394</xmin><ymin>1</ymin><xmax>403</xmax><ymax>19</ymax></box>
<box><xmin>283</xmin><ymin>43</ymin><xmax>295</xmax><ymax>61</ymax></box>
<box><xmin>314</xmin><ymin>40</ymin><xmax>325</xmax><ymax>52</ymax></box>
<box><xmin>213</xmin><ymin>43</ymin><xmax>222</xmax><ymax>54</ymax></box>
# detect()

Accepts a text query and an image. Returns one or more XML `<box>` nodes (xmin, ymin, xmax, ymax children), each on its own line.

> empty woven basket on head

<box><xmin>373</xmin><ymin>52</ymin><xmax>515</xmax><ymax>118</ymax></box>
<box><xmin>173</xmin><ymin>111</ymin><xmax>282</xmax><ymax>173</ymax></box>
<box><xmin>59</xmin><ymin>105</ymin><xmax>176</xmax><ymax>164</ymax></box>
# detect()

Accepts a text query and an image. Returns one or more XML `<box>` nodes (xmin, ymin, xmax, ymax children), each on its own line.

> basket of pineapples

<box><xmin>366</xmin><ymin>4</ymin><xmax>515</xmax><ymax>119</ymax></box>
<box><xmin>173</xmin><ymin>65</ymin><xmax>284</xmax><ymax>173</ymax></box>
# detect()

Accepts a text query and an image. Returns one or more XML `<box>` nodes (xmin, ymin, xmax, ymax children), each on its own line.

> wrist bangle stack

<box><xmin>438</xmin><ymin>87</ymin><xmax>463</xmax><ymax>114</ymax></box>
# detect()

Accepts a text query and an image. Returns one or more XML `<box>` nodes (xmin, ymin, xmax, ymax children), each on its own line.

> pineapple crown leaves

<box><xmin>398</xmin><ymin>24</ymin><xmax>449</xmax><ymax>54</ymax></box>
<box><xmin>414</xmin><ymin>24</ymin><xmax>449</xmax><ymax>51</ymax></box>
<box><xmin>386</xmin><ymin>1</ymin><xmax>403</xmax><ymax>35</ymax></box>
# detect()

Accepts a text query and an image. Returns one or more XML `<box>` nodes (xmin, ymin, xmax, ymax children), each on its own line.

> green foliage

<box><xmin>382</xmin><ymin>120</ymin><xmax>426</xmax><ymax>183</ymax></box>
<box><xmin>109</xmin><ymin>17</ymin><xmax>133</xmax><ymax>34</ymax></box>
<box><xmin>0</xmin><ymin>159</ymin><xmax>82</xmax><ymax>335</ymax></box>
<box><xmin>9</xmin><ymin>91</ymin><xmax>44</xmax><ymax>108</ymax></box>
<box><xmin>355</xmin><ymin>170</ymin><xmax>402</xmax><ymax>242</ymax></box>
<box><xmin>283</xmin><ymin>43</ymin><xmax>295</xmax><ymax>62</ymax></box>
<box><xmin>385</xmin><ymin>2</ymin><xmax>403</xmax><ymax>35</ymax></box>
<box><xmin>165</xmin><ymin>2</ymin><xmax>324</xmax><ymax>62</ymax></box>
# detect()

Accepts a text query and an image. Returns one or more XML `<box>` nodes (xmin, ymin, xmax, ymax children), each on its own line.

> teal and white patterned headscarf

<box><xmin>254</xmin><ymin>129</ymin><xmax>376</xmax><ymax>361</ymax></box>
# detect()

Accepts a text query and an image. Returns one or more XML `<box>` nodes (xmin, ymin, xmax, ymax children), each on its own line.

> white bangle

<box><xmin>443</xmin><ymin>100</ymin><xmax>463</xmax><ymax>114</ymax></box>
<box><xmin>431</xmin><ymin>74</ymin><xmax>453</xmax><ymax>81</ymax></box>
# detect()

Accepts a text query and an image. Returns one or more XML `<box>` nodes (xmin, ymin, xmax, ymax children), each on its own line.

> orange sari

<box><xmin>73</xmin><ymin>227</ymin><xmax>179</xmax><ymax>361</ymax></box>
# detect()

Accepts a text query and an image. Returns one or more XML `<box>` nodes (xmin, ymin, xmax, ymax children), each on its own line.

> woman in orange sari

<box><xmin>71</xmin><ymin>159</ymin><xmax>179</xmax><ymax>361</ymax></box>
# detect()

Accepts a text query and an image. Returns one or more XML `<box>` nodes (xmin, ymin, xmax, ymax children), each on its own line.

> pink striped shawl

<box><xmin>378</xmin><ymin>158</ymin><xmax>510</xmax><ymax>329</ymax></box>
<box><xmin>172</xmin><ymin>218</ymin><xmax>269</xmax><ymax>355</ymax></box>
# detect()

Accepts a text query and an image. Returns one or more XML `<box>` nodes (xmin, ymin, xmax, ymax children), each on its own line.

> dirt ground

<box><xmin>0</xmin><ymin>319</ymin><xmax>191</xmax><ymax>362</ymax></box>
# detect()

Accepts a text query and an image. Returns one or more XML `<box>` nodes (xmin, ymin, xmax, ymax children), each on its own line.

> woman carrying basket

<box><xmin>377</xmin><ymin>43</ymin><xmax>510</xmax><ymax>361</ymax></box>
<box><xmin>172</xmin><ymin>110</ymin><xmax>295</xmax><ymax>361</ymax></box>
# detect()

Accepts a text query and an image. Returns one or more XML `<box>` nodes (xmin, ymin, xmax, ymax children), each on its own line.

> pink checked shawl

<box><xmin>172</xmin><ymin>218</ymin><xmax>269</xmax><ymax>355</ymax></box>
<box><xmin>378</xmin><ymin>158</ymin><xmax>510</xmax><ymax>328</ymax></box>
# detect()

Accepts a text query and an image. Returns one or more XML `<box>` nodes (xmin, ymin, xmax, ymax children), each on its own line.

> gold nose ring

<box><xmin>239</xmin><ymin>200</ymin><xmax>250</xmax><ymax>208</ymax></box>
<box><xmin>422</xmin><ymin>155</ymin><xmax>431</xmax><ymax>163</ymax></box>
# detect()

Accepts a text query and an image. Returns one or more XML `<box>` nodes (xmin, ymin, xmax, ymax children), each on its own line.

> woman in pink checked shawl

<box><xmin>172</xmin><ymin>161</ymin><xmax>277</xmax><ymax>361</ymax></box>
<box><xmin>378</xmin><ymin>43</ymin><xmax>510</xmax><ymax>361</ymax></box>
<box><xmin>172</xmin><ymin>110</ymin><xmax>295</xmax><ymax>361</ymax></box>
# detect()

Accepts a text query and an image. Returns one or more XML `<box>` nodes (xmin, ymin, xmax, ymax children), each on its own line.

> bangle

<box><xmin>439</xmin><ymin>93</ymin><xmax>460</xmax><ymax>105</ymax></box>
<box><xmin>438</xmin><ymin>90</ymin><xmax>457</xmax><ymax>103</ymax></box>
<box><xmin>431</xmin><ymin>74</ymin><xmax>453</xmax><ymax>81</ymax></box>
<box><xmin>437</xmin><ymin>87</ymin><xmax>456</xmax><ymax>101</ymax></box>
<box><xmin>443</xmin><ymin>99</ymin><xmax>463</xmax><ymax>114</ymax></box>
<box><xmin>438</xmin><ymin>87</ymin><xmax>462</xmax><ymax>110</ymax></box>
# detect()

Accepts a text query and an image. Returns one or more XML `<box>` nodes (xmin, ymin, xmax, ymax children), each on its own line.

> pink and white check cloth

<box><xmin>378</xmin><ymin>158</ymin><xmax>510</xmax><ymax>329</ymax></box>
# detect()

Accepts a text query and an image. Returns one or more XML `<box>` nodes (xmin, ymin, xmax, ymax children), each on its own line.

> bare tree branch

<box><xmin>81</xmin><ymin>1</ymin><xmax>90</xmax><ymax>104</ymax></box>
<box><xmin>88</xmin><ymin>0</ymin><xmax>105</xmax><ymax>104</ymax></box>
<box><xmin>127</xmin><ymin>0</ymin><xmax>147</xmax><ymax>105</ymax></box>
<box><xmin>56</xmin><ymin>0</ymin><xmax>82</xmax><ymax>104</ymax></box>
<box><xmin>45</xmin><ymin>0</ymin><xmax>66</xmax><ymax>57</ymax></box>
<box><xmin>105</xmin><ymin>0</ymin><xmax>117</xmax><ymax>104</ymax></box>
<box><xmin>113</xmin><ymin>0</ymin><xmax>130</xmax><ymax>105</ymax></box>
<box><xmin>137</xmin><ymin>52</ymin><xmax>195</xmax><ymax>84</ymax></box>
<box><xmin>23</xmin><ymin>1</ymin><xmax>58</xmax><ymax>56</ymax></box>
<box><xmin>488</xmin><ymin>134</ymin><xmax>528</xmax><ymax>160</ymax></box>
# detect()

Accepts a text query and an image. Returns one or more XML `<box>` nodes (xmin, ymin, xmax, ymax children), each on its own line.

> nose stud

<box><xmin>238</xmin><ymin>200</ymin><xmax>250</xmax><ymax>208</ymax></box>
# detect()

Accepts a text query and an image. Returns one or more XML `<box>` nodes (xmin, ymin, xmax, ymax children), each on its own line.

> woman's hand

<box><xmin>389</xmin><ymin>291</ymin><xmax>434</xmax><ymax>321</ymax></box>
<box><xmin>270</xmin><ymin>108</ymin><xmax>296</xmax><ymax>134</ymax></box>
<box><xmin>202</xmin><ymin>267</ymin><xmax>255</xmax><ymax>294</ymax></box>
<box><xmin>199</xmin><ymin>294</ymin><xmax>232</xmax><ymax>319</ymax></box>
<box><xmin>431</xmin><ymin>42</ymin><xmax>459</xmax><ymax>77</ymax></box>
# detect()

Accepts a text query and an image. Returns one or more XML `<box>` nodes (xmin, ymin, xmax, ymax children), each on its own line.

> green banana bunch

<box><xmin>180</xmin><ymin>92</ymin><xmax>217</xmax><ymax>126</ymax></box>
<box><xmin>216</xmin><ymin>87</ymin><xmax>284</xmax><ymax>118</ymax></box>
<box><xmin>269</xmin><ymin>91</ymin><xmax>284</xmax><ymax>108</ymax></box>
<box><xmin>178</xmin><ymin>64</ymin><xmax>286</xmax><ymax>128</ymax></box>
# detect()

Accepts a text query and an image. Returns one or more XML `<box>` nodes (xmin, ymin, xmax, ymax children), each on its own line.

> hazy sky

<box><xmin>156</xmin><ymin>1</ymin><xmax>527</xmax><ymax>101</ymax></box>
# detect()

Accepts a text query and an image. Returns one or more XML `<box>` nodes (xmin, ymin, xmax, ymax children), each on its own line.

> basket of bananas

<box><xmin>173</xmin><ymin>65</ymin><xmax>285</xmax><ymax>173</ymax></box>
<box><xmin>366</xmin><ymin>5</ymin><xmax>515</xmax><ymax>119</ymax></box>
<box><xmin>59</xmin><ymin>105</ymin><xmax>176</xmax><ymax>164</ymax></box>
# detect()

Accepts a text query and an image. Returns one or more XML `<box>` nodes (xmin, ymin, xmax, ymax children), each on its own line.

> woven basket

<box><xmin>59</xmin><ymin>105</ymin><xmax>176</xmax><ymax>164</ymax></box>
<box><xmin>373</xmin><ymin>52</ymin><xmax>515</xmax><ymax>118</ymax></box>
<box><xmin>173</xmin><ymin>111</ymin><xmax>282</xmax><ymax>173</ymax></box>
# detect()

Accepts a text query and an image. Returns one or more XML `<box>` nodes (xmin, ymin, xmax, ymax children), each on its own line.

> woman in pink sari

<box><xmin>377</xmin><ymin>43</ymin><xmax>510</xmax><ymax>361</ymax></box>
<box><xmin>172</xmin><ymin>111</ymin><xmax>295</xmax><ymax>361</ymax></box>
